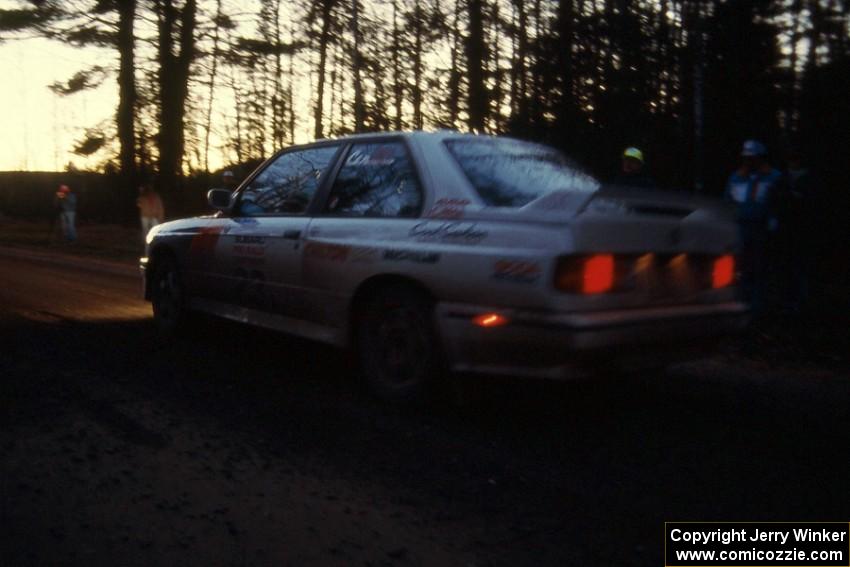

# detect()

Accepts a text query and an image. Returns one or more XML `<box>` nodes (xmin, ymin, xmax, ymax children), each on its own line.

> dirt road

<box><xmin>1</xmin><ymin>247</ymin><xmax>848</xmax><ymax>566</ymax></box>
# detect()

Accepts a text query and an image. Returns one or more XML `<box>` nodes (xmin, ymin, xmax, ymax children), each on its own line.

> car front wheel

<box><xmin>150</xmin><ymin>255</ymin><xmax>190</xmax><ymax>337</ymax></box>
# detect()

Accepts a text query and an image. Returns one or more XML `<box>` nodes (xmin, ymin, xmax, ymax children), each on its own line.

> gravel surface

<box><xmin>1</xmin><ymin>248</ymin><xmax>849</xmax><ymax>566</ymax></box>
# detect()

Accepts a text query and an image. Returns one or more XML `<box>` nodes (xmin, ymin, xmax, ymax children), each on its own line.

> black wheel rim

<box><xmin>153</xmin><ymin>268</ymin><xmax>180</xmax><ymax>326</ymax></box>
<box><xmin>369</xmin><ymin>305</ymin><xmax>429</xmax><ymax>388</ymax></box>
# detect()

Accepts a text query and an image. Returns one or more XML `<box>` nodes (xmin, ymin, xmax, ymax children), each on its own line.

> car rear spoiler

<box><xmin>578</xmin><ymin>185</ymin><xmax>733</xmax><ymax>220</ymax></box>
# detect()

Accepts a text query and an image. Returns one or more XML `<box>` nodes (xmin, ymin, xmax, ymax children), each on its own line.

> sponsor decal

<box><xmin>189</xmin><ymin>226</ymin><xmax>224</xmax><ymax>255</ymax></box>
<box><xmin>235</xmin><ymin>235</ymin><xmax>265</xmax><ymax>244</ymax></box>
<box><xmin>409</xmin><ymin>221</ymin><xmax>487</xmax><ymax>244</ymax></box>
<box><xmin>305</xmin><ymin>242</ymin><xmax>350</xmax><ymax>262</ymax></box>
<box><xmin>349</xmin><ymin>246</ymin><xmax>380</xmax><ymax>263</ymax></box>
<box><xmin>492</xmin><ymin>260</ymin><xmax>542</xmax><ymax>283</ymax></box>
<box><xmin>346</xmin><ymin>146</ymin><xmax>396</xmax><ymax>166</ymax></box>
<box><xmin>233</xmin><ymin>234</ymin><xmax>266</xmax><ymax>259</ymax></box>
<box><xmin>383</xmin><ymin>249</ymin><xmax>440</xmax><ymax>264</ymax></box>
<box><xmin>232</xmin><ymin>234</ymin><xmax>266</xmax><ymax>265</ymax></box>
<box><xmin>427</xmin><ymin>198</ymin><xmax>470</xmax><ymax>219</ymax></box>
<box><xmin>233</xmin><ymin>244</ymin><xmax>265</xmax><ymax>257</ymax></box>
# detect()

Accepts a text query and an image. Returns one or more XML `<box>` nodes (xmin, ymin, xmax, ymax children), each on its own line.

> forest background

<box><xmin>0</xmin><ymin>0</ymin><xmax>847</xmax><ymax>228</ymax></box>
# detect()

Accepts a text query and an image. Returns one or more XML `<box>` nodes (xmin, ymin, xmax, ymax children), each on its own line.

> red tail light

<box><xmin>555</xmin><ymin>254</ymin><xmax>615</xmax><ymax>294</ymax></box>
<box><xmin>712</xmin><ymin>255</ymin><xmax>735</xmax><ymax>288</ymax></box>
<box><xmin>583</xmin><ymin>254</ymin><xmax>615</xmax><ymax>293</ymax></box>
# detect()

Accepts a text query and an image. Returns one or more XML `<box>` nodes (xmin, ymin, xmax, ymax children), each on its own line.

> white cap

<box><xmin>741</xmin><ymin>140</ymin><xmax>767</xmax><ymax>157</ymax></box>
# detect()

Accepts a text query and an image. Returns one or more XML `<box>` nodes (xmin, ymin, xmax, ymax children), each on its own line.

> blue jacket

<box><xmin>55</xmin><ymin>192</ymin><xmax>77</xmax><ymax>213</ymax></box>
<box><xmin>725</xmin><ymin>166</ymin><xmax>782</xmax><ymax>225</ymax></box>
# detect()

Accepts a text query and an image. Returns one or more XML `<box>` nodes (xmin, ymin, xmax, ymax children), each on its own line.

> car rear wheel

<box><xmin>150</xmin><ymin>255</ymin><xmax>190</xmax><ymax>337</ymax></box>
<box><xmin>356</xmin><ymin>287</ymin><xmax>441</xmax><ymax>403</ymax></box>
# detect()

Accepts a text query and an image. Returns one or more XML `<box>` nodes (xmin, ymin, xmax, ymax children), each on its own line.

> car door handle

<box><xmin>283</xmin><ymin>230</ymin><xmax>301</xmax><ymax>240</ymax></box>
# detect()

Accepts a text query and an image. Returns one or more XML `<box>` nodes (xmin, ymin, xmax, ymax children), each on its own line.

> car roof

<box><xmin>308</xmin><ymin>129</ymin><xmax>506</xmax><ymax>145</ymax></box>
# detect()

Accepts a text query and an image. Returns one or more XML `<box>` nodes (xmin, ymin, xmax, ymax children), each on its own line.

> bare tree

<box><xmin>153</xmin><ymin>0</ymin><xmax>197</xmax><ymax>196</ymax></box>
<box><xmin>465</xmin><ymin>0</ymin><xmax>487</xmax><ymax>131</ymax></box>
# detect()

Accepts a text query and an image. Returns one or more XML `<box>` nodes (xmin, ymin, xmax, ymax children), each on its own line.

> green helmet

<box><xmin>623</xmin><ymin>147</ymin><xmax>644</xmax><ymax>163</ymax></box>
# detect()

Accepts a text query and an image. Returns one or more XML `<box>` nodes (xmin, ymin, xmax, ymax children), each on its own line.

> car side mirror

<box><xmin>207</xmin><ymin>189</ymin><xmax>232</xmax><ymax>210</ymax></box>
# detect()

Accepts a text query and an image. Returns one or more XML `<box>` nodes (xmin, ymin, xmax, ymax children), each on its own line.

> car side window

<box><xmin>324</xmin><ymin>141</ymin><xmax>423</xmax><ymax>218</ymax></box>
<box><xmin>237</xmin><ymin>145</ymin><xmax>339</xmax><ymax>216</ymax></box>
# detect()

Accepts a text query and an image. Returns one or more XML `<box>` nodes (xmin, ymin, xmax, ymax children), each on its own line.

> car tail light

<box><xmin>554</xmin><ymin>254</ymin><xmax>615</xmax><ymax>294</ymax></box>
<box><xmin>712</xmin><ymin>255</ymin><xmax>735</xmax><ymax>288</ymax></box>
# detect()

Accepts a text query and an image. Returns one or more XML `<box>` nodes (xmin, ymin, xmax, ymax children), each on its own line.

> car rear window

<box><xmin>444</xmin><ymin>138</ymin><xmax>599</xmax><ymax>207</ymax></box>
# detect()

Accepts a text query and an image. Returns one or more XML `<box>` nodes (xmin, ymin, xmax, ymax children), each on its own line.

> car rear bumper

<box><xmin>435</xmin><ymin>301</ymin><xmax>750</xmax><ymax>379</ymax></box>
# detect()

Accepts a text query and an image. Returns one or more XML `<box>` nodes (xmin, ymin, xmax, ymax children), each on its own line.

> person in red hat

<box><xmin>53</xmin><ymin>184</ymin><xmax>77</xmax><ymax>242</ymax></box>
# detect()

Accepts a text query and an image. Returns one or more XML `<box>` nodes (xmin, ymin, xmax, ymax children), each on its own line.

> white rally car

<box><xmin>141</xmin><ymin>131</ymin><xmax>748</xmax><ymax>400</ymax></box>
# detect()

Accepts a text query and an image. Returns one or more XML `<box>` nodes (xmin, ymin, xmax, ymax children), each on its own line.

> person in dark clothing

<box><xmin>53</xmin><ymin>184</ymin><xmax>77</xmax><ymax>243</ymax></box>
<box><xmin>612</xmin><ymin>147</ymin><xmax>657</xmax><ymax>189</ymax></box>
<box><xmin>725</xmin><ymin>140</ymin><xmax>783</xmax><ymax>315</ymax></box>
<box><xmin>777</xmin><ymin>150</ymin><xmax>817</xmax><ymax>313</ymax></box>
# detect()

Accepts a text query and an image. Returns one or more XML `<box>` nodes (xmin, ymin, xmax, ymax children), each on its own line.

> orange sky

<box><xmin>0</xmin><ymin>0</ymin><xmax>316</xmax><ymax>173</ymax></box>
<box><xmin>0</xmin><ymin>37</ymin><xmax>116</xmax><ymax>171</ymax></box>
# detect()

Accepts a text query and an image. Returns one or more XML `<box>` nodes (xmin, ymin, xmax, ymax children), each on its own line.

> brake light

<box><xmin>583</xmin><ymin>254</ymin><xmax>615</xmax><ymax>293</ymax></box>
<box><xmin>712</xmin><ymin>255</ymin><xmax>735</xmax><ymax>288</ymax></box>
<box><xmin>554</xmin><ymin>254</ymin><xmax>615</xmax><ymax>294</ymax></box>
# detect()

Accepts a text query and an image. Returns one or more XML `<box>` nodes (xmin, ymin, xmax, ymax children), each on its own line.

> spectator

<box><xmin>778</xmin><ymin>149</ymin><xmax>816</xmax><ymax>313</ymax></box>
<box><xmin>222</xmin><ymin>170</ymin><xmax>238</xmax><ymax>192</ymax></box>
<box><xmin>137</xmin><ymin>184</ymin><xmax>164</xmax><ymax>239</ymax></box>
<box><xmin>724</xmin><ymin>139</ymin><xmax>783</xmax><ymax>315</ymax></box>
<box><xmin>612</xmin><ymin>147</ymin><xmax>656</xmax><ymax>189</ymax></box>
<box><xmin>53</xmin><ymin>184</ymin><xmax>77</xmax><ymax>243</ymax></box>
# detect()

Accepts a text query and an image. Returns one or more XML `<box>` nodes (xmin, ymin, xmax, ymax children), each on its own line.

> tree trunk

<box><xmin>329</xmin><ymin>42</ymin><xmax>339</xmax><ymax>133</ymax></box>
<box><xmin>412</xmin><ymin>0</ymin><xmax>424</xmax><ymax>130</ymax></box>
<box><xmin>488</xmin><ymin>1</ymin><xmax>501</xmax><ymax>131</ymax></box>
<box><xmin>392</xmin><ymin>0</ymin><xmax>403</xmax><ymax>130</ymax></box>
<box><xmin>466</xmin><ymin>0</ymin><xmax>487</xmax><ymax>131</ymax></box>
<box><xmin>314</xmin><ymin>0</ymin><xmax>335</xmax><ymax>139</ymax></box>
<box><xmin>116</xmin><ymin>0</ymin><xmax>136</xmax><ymax>189</ymax></box>
<box><xmin>447</xmin><ymin>0</ymin><xmax>461</xmax><ymax>126</ymax></box>
<box><xmin>155</xmin><ymin>0</ymin><xmax>197</xmax><ymax>197</ymax></box>
<box><xmin>272</xmin><ymin>0</ymin><xmax>286</xmax><ymax>148</ymax></box>
<box><xmin>288</xmin><ymin>18</ymin><xmax>296</xmax><ymax>144</ymax></box>
<box><xmin>314</xmin><ymin>35</ymin><xmax>329</xmax><ymax>138</ymax></box>
<box><xmin>351</xmin><ymin>0</ymin><xmax>366</xmax><ymax>132</ymax></box>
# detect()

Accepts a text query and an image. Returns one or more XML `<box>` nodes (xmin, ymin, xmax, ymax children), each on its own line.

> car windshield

<box><xmin>445</xmin><ymin>138</ymin><xmax>600</xmax><ymax>207</ymax></box>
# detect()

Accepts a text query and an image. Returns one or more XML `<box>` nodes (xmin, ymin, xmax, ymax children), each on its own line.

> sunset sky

<box><xmin>0</xmin><ymin>0</ymin><xmax>313</xmax><ymax>173</ymax></box>
<box><xmin>0</xmin><ymin>35</ymin><xmax>117</xmax><ymax>172</ymax></box>
<box><xmin>0</xmin><ymin>0</ymin><xmax>822</xmax><ymax>175</ymax></box>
